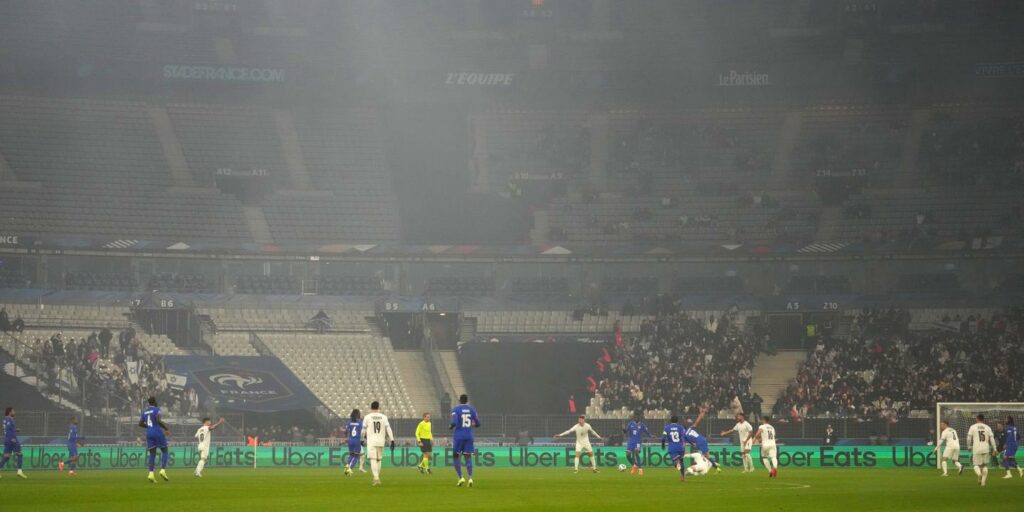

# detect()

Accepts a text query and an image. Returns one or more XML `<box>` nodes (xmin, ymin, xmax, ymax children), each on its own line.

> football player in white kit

<box><xmin>751</xmin><ymin>415</ymin><xmax>778</xmax><ymax>478</ymax></box>
<box><xmin>683</xmin><ymin>452</ymin><xmax>712</xmax><ymax>476</ymax></box>
<box><xmin>934</xmin><ymin>419</ymin><xmax>964</xmax><ymax>476</ymax></box>
<box><xmin>362</xmin><ymin>401</ymin><xmax>395</xmax><ymax>486</ymax></box>
<box><xmin>966</xmin><ymin>414</ymin><xmax>997</xmax><ymax>486</ymax></box>
<box><xmin>555</xmin><ymin>415</ymin><xmax>603</xmax><ymax>473</ymax></box>
<box><xmin>194</xmin><ymin>417</ymin><xmax>224</xmax><ymax>477</ymax></box>
<box><xmin>720</xmin><ymin>412</ymin><xmax>755</xmax><ymax>473</ymax></box>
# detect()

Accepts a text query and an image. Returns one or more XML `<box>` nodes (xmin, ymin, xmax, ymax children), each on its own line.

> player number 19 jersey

<box><xmin>363</xmin><ymin>412</ymin><xmax>393</xmax><ymax>448</ymax></box>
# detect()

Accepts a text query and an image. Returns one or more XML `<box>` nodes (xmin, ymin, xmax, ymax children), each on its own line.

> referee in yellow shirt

<box><xmin>415</xmin><ymin>412</ymin><xmax>433</xmax><ymax>474</ymax></box>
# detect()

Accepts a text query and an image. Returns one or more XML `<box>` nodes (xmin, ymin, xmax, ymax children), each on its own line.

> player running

<box><xmin>362</xmin><ymin>401</ymin><xmax>395</xmax><ymax>487</ymax></box>
<box><xmin>139</xmin><ymin>397</ymin><xmax>171</xmax><ymax>483</ymax></box>
<box><xmin>721</xmin><ymin>412</ymin><xmax>755</xmax><ymax>473</ymax></box>
<box><xmin>1002</xmin><ymin>416</ymin><xmax>1021</xmax><ymax>478</ymax></box>
<box><xmin>415</xmin><ymin>412</ymin><xmax>433</xmax><ymax>475</ymax></box>
<box><xmin>661</xmin><ymin>416</ymin><xmax>687</xmax><ymax>481</ymax></box>
<box><xmin>623</xmin><ymin>412</ymin><xmax>652</xmax><ymax>475</ymax></box>
<box><xmin>935</xmin><ymin>419</ymin><xmax>964</xmax><ymax>476</ymax></box>
<box><xmin>194</xmin><ymin>416</ymin><xmax>224</xmax><ymax>477</ymax></box>
<box><xmin>751</xmin><ymin>415</ymin><xmax>778</xmax><ymax>478</ymax></box>
<box><xmin>343</xmin><ymin>409</ymin><xmax>365</xmax><ymax>476</ymax></box>
<box><xmin>0</xmin><ymin>407</ymin><xmax>26</xmax><ymax>478</ymax></box>
<box><xmin>59</xmin><ymin>416</ymin><xmax>81</xmax><ymax>476</ymax></box>
<box><xmin>555</xmin><ymin>415</ymin><xmax>604</xmax><ymax>474</ymax></box>
<box><xmin>450</xmin><ymin>394</ymin><xmax>480</xmax><ymax>487</ymax></box>
<box><xmin>967</xmin><ymin>414</ymin><xmax>997</xmax><ymax>486</ymax></box>
<box><xmin>683</xmin><ymin>407</ymin><xmax>720</xmax><ymax>473</ymax></box>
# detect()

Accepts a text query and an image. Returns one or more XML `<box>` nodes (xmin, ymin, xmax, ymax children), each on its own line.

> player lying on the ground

<box><xmin>684</xmin><ymin>452</ymin><xmax>712</xmax><ymax>476</ymax></box>
<box><xmin>555</xmin><ymin>415</ymin><xmax>603</xmax><ymax>474</ymax></box>
<box><xmin>682</xmin><ymin>406</ymin><xmax>720</xmax><ymax>472</ymax></box>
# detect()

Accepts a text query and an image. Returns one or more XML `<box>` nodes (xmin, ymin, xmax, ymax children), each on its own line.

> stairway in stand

<box><xmin>750</xmin><ymin>350</ymin><xmax>808</xmax><ymax>415</ymax></box>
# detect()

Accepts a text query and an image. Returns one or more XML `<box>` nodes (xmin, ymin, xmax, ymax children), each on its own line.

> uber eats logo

<box><xmin>194</xmin><ymin>367</ymin><xmax>292</xmax><ymax>403</ymax></box>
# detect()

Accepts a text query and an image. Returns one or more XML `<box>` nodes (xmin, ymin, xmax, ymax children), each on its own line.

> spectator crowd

<box><xmin>597</xmin><ymin>308</ymin><xmax>759</xmax><ymax>416</ymax></box>
<box><xmin>777</xmin><ymin>307</ymin><xmax>1024</xmax><ymax>420</ymax></box>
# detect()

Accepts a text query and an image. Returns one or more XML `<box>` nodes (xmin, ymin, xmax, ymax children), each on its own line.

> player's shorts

<box><xmin>972</xmin><ymin>453</ymin><xmax>991</xmax><ymax>466</ymax></box>
<box><xmin>146</xmin><ymin>432</ymin><xmax>168</xmax><ymax>450</ymax></box>
<box><xmin>419</xmin><ymin>439</ymin><xmax>432</xmax><ymax>453</ymax></box>
<box><xmin>347</xmin><ymin>441</ymin><xmax>362</xmax><ymax>455</ymax></box>
<box><xmin>67</xmin><ymin>444</ymin><xmax>78</xmax><ymax>457</ymax></box>
<box><xmin>198</xmin><ymin>446</ymin><xmax>210</xmax><ymax>459</ymax></box>
<box><xmin>694</xmin><ymin>438</ymin><xmax>709</xmax><ymax>454</ymax></box>
<box><xmin>668</xmin><ymin>448</ymin><xmax>684</xmax><ymax>462</ymax></box>
<box><xmin>942</xmin><ymin>446</ymin><xmax>960</xmax><ymax>460</ymax></box>
<box><xmin>760</xmin><ymin>445</ymin><xmax>777</xmax><ymax>459</ymax></box>
<box><xmin>576</xmin><ymin>441</ymin><xmax>593</xmax><ymax>453</ymax></box>
<box><xmin>740</xmin><ymin>439</ymin><xmax>753</xmax><ymax>452</ymax></box>
<box><xmin>1005</xmin><ymin>446</ymin><xmax>1018</xmax><ymax>458</ymax></box>
<box><xmin>367</xmin><ymin>446</ymin><xmax>385</xmax><ymax>460</ymax></box>
<box><xmin>4</xmin><ymin>439</ymin><xmax>21</xmax><ymax>453</ymax></box>
<box><xmin>626</xmin><ymin>442</ymin><xmax>641</xmax><ymax>452</ymax></box>
<box><xmin>453</xmin><ymin>437</ymin><xmax>474</xmax><ymax>455</ymax></box>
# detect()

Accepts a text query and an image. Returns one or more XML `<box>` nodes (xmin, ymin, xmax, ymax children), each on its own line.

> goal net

<box><xmin>936</xmin><ymin>403</ymin><xmax>1024</xmax><ymax>468</ymax></box>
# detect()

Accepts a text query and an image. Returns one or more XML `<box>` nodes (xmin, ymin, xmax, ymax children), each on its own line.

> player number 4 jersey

<box><xmin>758</xmin><ymin>424</ymin><xmax>777</xmax><ymax>447</ymax></box>
<box><xmin>967</xmin><ymin>423</ymin><xmax>996</xmax><ymax>454</ymax></box>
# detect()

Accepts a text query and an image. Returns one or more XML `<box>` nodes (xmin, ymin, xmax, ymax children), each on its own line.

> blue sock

<box><xmin>160</xmin><ymin>449</ymin><xmax>168</xmax><ymax>469</ymax></box>
<box><xmin>15</xmin><ymin>453</ymin><xmax>22</xmax><ymax>469</ymax></box>
<box><xmin>466</xmin><ymin>456</ymin><xmax>473</xmax><ymax>478</ymax></box>
<box><xmin>148</xmin><ymin>450</ymin><xmax>156</xmax><ymax>472</ymax></box>
<box><xmin>454</xmin><ymin>455</ymin><xmax>462</xmax><ymax>478</ymax></box>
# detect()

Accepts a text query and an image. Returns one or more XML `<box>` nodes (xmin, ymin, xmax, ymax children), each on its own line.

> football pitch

<box><xmin>2</xmin><ymin>467</ymin><xmax>1021</xmax><ymax>511</ymax></box>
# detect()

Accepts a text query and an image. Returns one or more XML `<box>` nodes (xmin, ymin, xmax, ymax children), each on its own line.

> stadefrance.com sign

<box><xmin>163</xmin><ymin>65</ymin><xmax>286</xmax><ymax>83</ymax></box>
<box><xmin>19</xmin><ymin>445</ymin><xmax>948</xmax><ymax>471</ymax></box>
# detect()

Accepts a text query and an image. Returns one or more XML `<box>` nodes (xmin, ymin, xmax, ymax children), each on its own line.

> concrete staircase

<box><xmin>770</xmin><ymin>111</ymin><xmax>803</xmax><ymax>186</ymax></box>
<box><xmin>273</xmin><ymin>110</ymin><xmax>314</xmax><ymax>190</ymax></box>
<box><xmin>0</xmin><ymin>149</ymin><xmax>16</xmax><ymax>182</ymax></box>
<box><xmin>393</xmin><ymin>351</ymin><xmax>440</xmax><ymax>415</ymax></box>
<box><xmin>147</xmin><ymin>106</ymin><xmax>196</xmax><ymax>188</ymax></box>
<box><xmin>241</xmin><ymin>206</ymin><xmax>275</xmax><ymax>244</ymax></box>
<box><xmin>750</xmin><ymin>350</ymin><xmax>807</xmax><ymax>414</ymax></box>
<box><xmin>439</xmin><ymin>351</ymin><xmax>468</xmax><ymax>396</ymax></box>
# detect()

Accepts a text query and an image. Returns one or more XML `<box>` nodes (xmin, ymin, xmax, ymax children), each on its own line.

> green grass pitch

<box><xmin>1</xmin><ymin>467</ymin><xmax>1020</xmax><ymax>511</ymax></box>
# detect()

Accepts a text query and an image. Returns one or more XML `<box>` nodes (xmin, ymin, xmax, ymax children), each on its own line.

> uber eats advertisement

<box><xmin>20</xmin><ymin>445</ymin><xmax>945</xmax><ymax>470</ymax></box>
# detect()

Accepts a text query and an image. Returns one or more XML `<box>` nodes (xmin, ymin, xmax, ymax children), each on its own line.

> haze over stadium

<box><xmin>0</xmin><ymin>1</ymin><xmax>1022</xmax><ymax>510</ymax></box>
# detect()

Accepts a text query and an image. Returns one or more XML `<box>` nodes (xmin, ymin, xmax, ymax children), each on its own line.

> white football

<box><xmin>617</xmin><ymin>464</ymin><xmax>627</xmax><ymax>472</ymax></box>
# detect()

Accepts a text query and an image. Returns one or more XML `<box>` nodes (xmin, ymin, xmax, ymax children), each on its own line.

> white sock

<box><xmin>744</xmin><ymin>454</ymin><xmax>753</xmax><ymax>471</ymax></box>
<box><xmin>360</xmin><ymin>455</ymin><xmax>366</xmax><ymax>470</ymax></box>
<box><xmin>771</xmin><ymin>457</ymin><xmax>778</xmax><ymax>470</ymax></box>
<box><xmin>941</xmin><ymin>460</ymin><xmax>947</xmax><ymax>474</ymax></box>
<box><xmin>371</xmin><ymin>459</ymin><xmax>381</xmax><ymax>480</ymax></box>
<box><xmin>974</xmin><ymin>465</ymin><xmax>982</xmax><ymax>477</ymax></box>
<box><xmin>954</xmin><ymin>461</ymin><xmax>962</xmax><ymax>470</ymax></box>
<box><xmin>196</xmin><ymin>458</ymin><xmax>206</xmax><ymax>474</ymax></box>
<box><xmin>574</xmin><ymin>456</ymin><xmax>580</xmax><ymax>471</ymax></box>
<box><xmin>591</xmin><ymin>456</ymin><xmax>598</xmax><ymax>470</ymax></box>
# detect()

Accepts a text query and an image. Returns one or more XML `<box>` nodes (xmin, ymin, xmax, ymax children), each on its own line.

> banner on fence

<box><xmin>19</xmin><ymin>445</ymin><xmax>947</xmax><ymax>470</ymax></box>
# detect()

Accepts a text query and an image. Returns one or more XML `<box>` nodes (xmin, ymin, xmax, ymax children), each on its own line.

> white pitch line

<box><xmin>752</xmin><ymin>482</ymin><xmax>812</xmax><ymax>490</ymax></box>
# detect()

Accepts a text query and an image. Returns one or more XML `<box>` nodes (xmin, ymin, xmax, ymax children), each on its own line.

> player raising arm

<box><xmin>194</xmin><ymin>416</ymin><xmax>224</xmax><ymax>478</ymax></box>
<box><xmin>683</xmin><ymin>406</ymin><xmax>720</xmax><ymax>472</ymax></box>
<box><xmin>751</xmin><ymin>415</ymin><xmax>778</xmax><ymax>478</ymax></box>
<box><xmin>555</xmin><ymin>415</ymin><xmax>603</xmax><ymax>474</ymax></box>
<box><xmin>721</xmin><ymin>413</ymin><xmax>754</xmax><ymax>473</ymax></box>
<box><xmin>450</xmin><ymin>394</ymin><xmax>480</xmax><ymax>487</ymax></box>
<box><xmin>139</xmin><ymin>397</ymin><xmax>171</xmax><ymax>483</ymax></box>
<box><xmin>967</xmin><ymin>414</ymin><xmax>997</xmax><ymax>486</ymax></box>
<box><xmin>362</xmin><ymin>401</ymin><xmax>395</xmax><ymax>487</ymax></box>
<box><xmin>934</xmin><ymin>419</ymin><xmax>963</xmax><ymax>477</ymax></box>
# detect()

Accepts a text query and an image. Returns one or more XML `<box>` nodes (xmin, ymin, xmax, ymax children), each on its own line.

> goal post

<box><xmin>935</xmin><ymin>402</ymin><xmax>1024</xmax><ymax>469</ymax></box>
